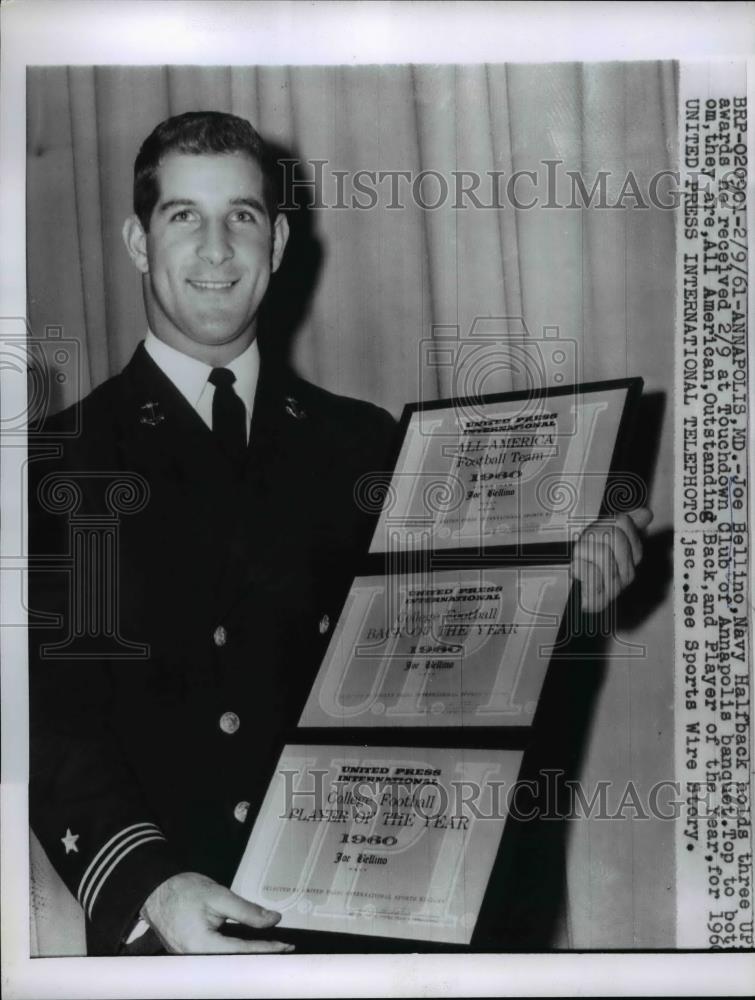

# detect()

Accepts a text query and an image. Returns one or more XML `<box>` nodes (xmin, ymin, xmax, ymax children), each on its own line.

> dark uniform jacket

<box><xmin>28</xmin><ymin>342</ymin><xmax>396</xmax><ymax>955</ymax></box>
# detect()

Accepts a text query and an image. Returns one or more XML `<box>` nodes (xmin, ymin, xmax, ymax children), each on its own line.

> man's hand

<box><xmin>571</xmin><ymin>508</ymin><xmax>653</xmax><ymax>613</ymax></box>
<box><xmin>141</xmin><ymin>872</ymin><xmax>295</xmax><ymax>954</ymax></box>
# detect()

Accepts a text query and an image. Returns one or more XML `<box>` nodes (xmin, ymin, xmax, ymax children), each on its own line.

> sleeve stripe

<box><xmin>81</xmin><ymin>827</ymin><xmax>166</xmax><ymax>916</ymax></box>
<box><xmin>77</xmin><ymin>822</ymin><xmax>162</xmax><ymax>907</ymax></box>
<box><xmin>86</xmin><ymin>833</ymin><xmax>167</xmax><ymax>920</ymax></box>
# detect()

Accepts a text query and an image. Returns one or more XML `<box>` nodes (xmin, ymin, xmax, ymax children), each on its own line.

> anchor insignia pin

<box><xmin>139</xmin><ymin>401</ymin><xmax>165</xmax><ymax>427</ymax></box>
<box><xmin>284</xmin><ymin>396</ymin><xmax>306</xmax><ymax>420</ymax></box>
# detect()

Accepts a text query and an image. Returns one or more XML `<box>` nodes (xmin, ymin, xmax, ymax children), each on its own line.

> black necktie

<box><xmin>208</xmin><ymin>368</ymin><xmax>247</xmax><ymax>463</ymax></box>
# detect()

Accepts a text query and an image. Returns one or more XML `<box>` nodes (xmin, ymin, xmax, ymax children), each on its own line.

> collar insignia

<box><xmin>139</xmin><ymin>401</ymin><xmax>165</xmax><ymax>427</ymax></box>
<box><xmin>284</xmin><ymin>396</ymin><xmax>306</xmax><ymax>421</ymax></box>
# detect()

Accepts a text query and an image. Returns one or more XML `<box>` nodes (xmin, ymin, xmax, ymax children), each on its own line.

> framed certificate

<box><xmin>299</xmin><ymin>565</ymin><xmax>571</xmax><ymax>727</ymax></box>
<box><xmin>368</xmin><ymin>378</ymin><xmax>643</xmax><ymax>557</ymax></box>
<box><xmin>231</xmin><ymin>744</ymin><xmax>523</xmax><ymax>945</ymax></box>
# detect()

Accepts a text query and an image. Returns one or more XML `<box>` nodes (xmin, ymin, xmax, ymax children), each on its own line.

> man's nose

<box><xmin>197</xmin><ymin>221</ymin><xmax>234</xmax><ymax>265</ymax></box>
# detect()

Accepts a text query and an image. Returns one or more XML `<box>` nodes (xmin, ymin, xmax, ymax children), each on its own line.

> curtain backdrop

<box><xmin>27</xmin><ymin>62</ymin><xmax>677</xmax><ymax>954</ymax></box>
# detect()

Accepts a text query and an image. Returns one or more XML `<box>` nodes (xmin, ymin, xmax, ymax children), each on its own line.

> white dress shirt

<box><xmin>144</xmin><ymin>329</ymin><xmax>259</xmax><ymax>442</ymax></box>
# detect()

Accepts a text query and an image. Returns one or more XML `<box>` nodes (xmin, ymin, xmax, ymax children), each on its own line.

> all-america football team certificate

<box><xmin>298</xmin><ymin>566</ymin><xmax>571</xmax><ymax>727</ymax></box>
<box><xmin>231</xmin><ymin>745</ymin><xmax>523</xmax><ymax>944</ymax></box>
<box><xmin>369</xmin><ymin>380</ymin><xmax>639</xmax><ymax>555</ymax></box>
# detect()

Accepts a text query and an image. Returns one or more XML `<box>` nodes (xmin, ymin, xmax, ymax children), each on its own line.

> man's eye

<box><xmin>231</xmin><ymin>210</ymin><xmax>256</xmax><ymax>223</ymax></box>
<box><xmin>170</xmin><ymin>209</ymin><xmax>194</xmax><ymax>222</ymax></box>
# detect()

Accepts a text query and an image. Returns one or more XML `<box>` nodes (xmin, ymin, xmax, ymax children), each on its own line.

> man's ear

<box><xmin>122</xmin><ymin>215</ymin><xmax>150</xmax><ymax>274</ymax></box>
<box><xmin>270</xmin><ymin>212</ymin><xmax>290</xmax><ymax>274</ymax></box>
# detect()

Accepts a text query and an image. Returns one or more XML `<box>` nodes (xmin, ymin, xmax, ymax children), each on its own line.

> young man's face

<box><xmin>123</xmin><ymin>151</ymin><xmax>288</xmax><ymax>365</ymax></box>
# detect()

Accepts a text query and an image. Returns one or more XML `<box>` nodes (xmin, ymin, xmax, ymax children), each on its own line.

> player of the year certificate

<box><xmin>299</xmin><ymin>565</ymin><xmax>571</xmax><ymax>727</ymax></box>
<box><xmin>231</xmin><ymin>744</ymin><xmax>523</xmax><ymax>944</ymax></box>
<box><xmin>369</xmin><ymin>381</ymin><xmax>637</xmax><ymax>553</ymax></box>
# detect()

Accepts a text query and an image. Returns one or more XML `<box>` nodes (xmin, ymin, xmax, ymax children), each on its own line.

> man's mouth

<box><xmin>187</xmin><ymin>279</ymin><xmax>239</xmax><ymax>291</ymax></box>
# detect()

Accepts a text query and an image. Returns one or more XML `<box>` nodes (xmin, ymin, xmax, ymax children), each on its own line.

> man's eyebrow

<box><xmin>156</xmin><ymin>196</ymin><xmax>266</xmax><ymax>214</ymax></box>
<box><xmin>157</xmin><ymin>198</ymin><xmax>197</xmax><ymax>213</ymax></box>
<box><xmin>229</xmin><ymin>196</ymin><xmax>266</xmax><ymax>213</ymax></box>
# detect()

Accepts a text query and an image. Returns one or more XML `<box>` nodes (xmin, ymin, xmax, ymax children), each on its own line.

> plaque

<box><xmin>368</xmin><ymin>378</ymin><xmax>642</xmax><ymax>555</ymax></box>
<box><xmin>231</xmin><ymin>744</ymin><xmax>523</xmax><ymax>944</ymax></box>
<box><xmin>299</xmin><ymin>565</ymin><xmax>571</xmax><ymax>727</ymax></box>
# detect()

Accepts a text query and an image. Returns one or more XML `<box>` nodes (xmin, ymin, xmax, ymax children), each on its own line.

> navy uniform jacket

<box><xmin>28</xmin><ymin>342</ymin><xmax>396</xmax><ymax>955</ymax></box>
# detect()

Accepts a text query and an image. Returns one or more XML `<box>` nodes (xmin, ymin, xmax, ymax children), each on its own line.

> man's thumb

<box><xmin>627</xmin><ymin>507</ymin><xmax>653</xmax><ymax>531</ymax></box>
<box><xmin>213</xmin><ymin>886</ymin><xmax>282</xmax><ymax>929</ymax></box>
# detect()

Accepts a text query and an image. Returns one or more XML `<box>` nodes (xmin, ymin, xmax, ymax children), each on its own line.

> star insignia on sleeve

<box><xmin>61</xmin><ymin>828</ymin><xmax>79</xmax><ymax>854</ymax></box>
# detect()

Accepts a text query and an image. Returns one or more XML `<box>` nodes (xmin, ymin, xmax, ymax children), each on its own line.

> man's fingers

<box><xmin>572</xmin><ymin>553</ymin><xmax>611</xmax><ymax>612</ymax></box>
<box><xmin>572</xmin><ymin>525</ymin><xmax>623</xmax><ymax>608</ymax></box>
<box><xmin>209</xmin><ymin>885</ymin><xmax>282</xmax><ymax>929</ymax></box>
<box><xmin>140</xmin><ymin>873</ymin><xmax>293</xmax><ymax>955</ymax></box>
<box><xmin>201</xmin><ymin>933</ymin><xmax>294</xmax><ymax>955</ymax></box>
<box><xmin>573</xmin><ymin>525</ymin><xmax>632</xmax><ymax>590</ymax></box>
<box><xmin>571</xmin><ymin>508</ymin><xmax>653</xmax><ymax>610</ymax></box>
<box><xmin>612</xmin><ymin>513</ymin><xmax>641</xmax><ymax>567</ymax></box>
<box><xmin>571</xmin><ymin>555</ymin><xmax>597</xmax><ymax>611</ymax></box>
<box><xmin>626</xmin><ymin>506</ymin><xmax>653</xmax><ymax>533</ymax></box>
<box><xmin>615</xmin><ymin>510</ymin><xmax>650</xmax><ymax>567</ymax></box>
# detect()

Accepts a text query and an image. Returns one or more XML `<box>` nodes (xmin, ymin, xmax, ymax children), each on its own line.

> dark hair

<box><xmin>133</xmin><ymin>111</ymin><xmax>278</xmax><ymax>230</ymax></box>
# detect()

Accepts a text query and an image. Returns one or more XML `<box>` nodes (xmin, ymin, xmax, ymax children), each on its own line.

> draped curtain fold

<box><xmin>27</xmin><ymin>62</ymin><xmax>677</xmax><ymax>955</ymax></box>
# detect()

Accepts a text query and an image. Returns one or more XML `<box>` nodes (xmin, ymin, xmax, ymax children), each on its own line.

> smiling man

<box><xmin>123</xmin><ymin>142</ymin><xmax>289</xmax><ymax>365</ymax></box>
<box><xmin>29</xmin><ymin>112</ymin><xmax>398</xmax><ymax>956</ymax></box>
<box><xmin>28</xmin><ymin>111</ymin><xmax>650</xmax><ymax>957</ymax></box>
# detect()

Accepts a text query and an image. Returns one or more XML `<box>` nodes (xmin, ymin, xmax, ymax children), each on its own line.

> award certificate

<box><xmin>299</xmin><ymin>566</ymin><xmax>571</xmax><ymax>727</ymax></box>
<box><xmin>369</xmin><ymin>380</ymin><xmax>639</xmax><ymax>553</ymax></box>
<box><xmin>231</xmin><ymin>744</ymin><xmax>523</xmax><ymax>944</ymax></box>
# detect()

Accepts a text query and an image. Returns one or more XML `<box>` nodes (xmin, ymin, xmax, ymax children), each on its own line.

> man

<box><xmin>29</xmin><ymin>111</ymin><xmax>651</xmax><ymax>956</ymax></box>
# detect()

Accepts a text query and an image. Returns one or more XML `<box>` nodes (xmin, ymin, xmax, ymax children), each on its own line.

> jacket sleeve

<box><xmin>27</xmin><ymin>422</ymin><xmax>185</xmax><ymax>956</ymax></box>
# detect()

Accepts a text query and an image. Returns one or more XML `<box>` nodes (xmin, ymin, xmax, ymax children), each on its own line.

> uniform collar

<box><xmin>143</xmin><ymin>329</ymin><xmax>260</xmax><ymax>423</ymax></box>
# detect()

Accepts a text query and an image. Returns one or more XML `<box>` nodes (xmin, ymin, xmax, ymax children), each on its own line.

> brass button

<box><xmin>213</xmin><ymin>626</ymin><xmax>227</xmax><ymax>647</ymax></box>
<box><xmin>318</xmin><ymin>613</ymin><xmax>331</xmax><ymax>635</ymax></box>
<box><xmin>219</xmin><ymin>711</ymin><xmax>240</xmax><ymax>734</ymax></box>
<box><xmin>233</xmin><ymin>800</ymin><xmax>250</xmax><ymax>824</ymax></box>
